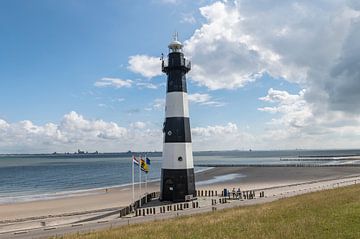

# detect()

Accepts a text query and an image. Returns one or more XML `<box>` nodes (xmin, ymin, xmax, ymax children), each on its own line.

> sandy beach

<box><xmin>1</xmin><ymin>166</ymin><xmax>360</xmax><ymax>224</ymax></box>
<box><xmin>1</xmin><ymin>166</ymin><xmax>360</xmax><ymax>239</ymax></box>
<box><xmin>196</xmin><ymin>166</ymin><xmax>360</xmax><ymax>190</ymax></box>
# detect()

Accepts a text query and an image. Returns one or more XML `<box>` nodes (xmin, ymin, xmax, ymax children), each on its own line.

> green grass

<box><xmin>55</xmin><ymin>184</ymin><xmax>360</xmax><ymax>239</ymax></box>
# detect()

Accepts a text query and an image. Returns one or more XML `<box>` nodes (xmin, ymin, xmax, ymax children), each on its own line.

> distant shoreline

<box><xmin>1</xmin><ymin>149</ymin><xmax>360</xmax><ymax>159</ymax></box>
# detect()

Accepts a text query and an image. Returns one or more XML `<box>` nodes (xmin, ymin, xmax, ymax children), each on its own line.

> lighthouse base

<box><xmin>160</xmin><ymin>168</ymin><xmax>196</xmax><ymax>202</ymax></box>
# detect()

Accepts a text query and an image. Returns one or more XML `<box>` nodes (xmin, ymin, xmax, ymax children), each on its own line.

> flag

<box><xmin>146</xmin><ymin>157</ymin><xmax>151</xmax><ymax>165</ymax></box>
<box><xmin>133</xmin><ymin>156</ymin><xmax>139</xmax><ymax>166</ymax></box>
<box><xmin>140</xmin><ymin>158</ymin><xmax>149</xmax><ymax>173</ymax></box>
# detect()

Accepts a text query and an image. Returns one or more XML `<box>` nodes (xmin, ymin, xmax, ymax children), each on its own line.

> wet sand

<box><xmin>195</xmin><ymin>167</ymin><xmax>360</xmax><ymax>190</ymax></box>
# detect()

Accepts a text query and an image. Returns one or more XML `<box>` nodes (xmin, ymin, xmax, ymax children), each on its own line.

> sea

<box><xmin>1</xmin><ymin>149</ymin><xmax>360</xmax><ymax>204</ymax></box>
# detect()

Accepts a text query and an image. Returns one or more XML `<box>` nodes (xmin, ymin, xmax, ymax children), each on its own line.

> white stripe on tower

<box><xmin>165</xmin><ymin>92</ymin><xmax>189</xmax><ymax>118</ymax></box>
<box><xmin>162</xmin><ymin>143</ymin><xmax>193</xmax><ymax>169</ymax></box>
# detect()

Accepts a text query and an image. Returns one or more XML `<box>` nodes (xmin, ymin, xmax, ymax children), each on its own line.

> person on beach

<box><xmin>232</xmin><ymin>188</ymin><xmax>236</xmax><ymax>199</ymax></box>
<box><xmin>237</xmin><ymin>188</ymin><xmax>241</xmax><ymax>199</ymax></box>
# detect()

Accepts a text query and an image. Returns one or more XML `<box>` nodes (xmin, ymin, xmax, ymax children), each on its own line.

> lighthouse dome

<box><xmin>168</xmin><ymin>40</ymin><xmax>183</xmax><ymax>52</ymax></box>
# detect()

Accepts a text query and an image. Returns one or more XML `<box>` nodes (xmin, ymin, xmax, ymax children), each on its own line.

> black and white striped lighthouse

<box><xmin>160</xmin><ymin>34</ymin><xmax>196</xmax><ymax>202</ymax></box>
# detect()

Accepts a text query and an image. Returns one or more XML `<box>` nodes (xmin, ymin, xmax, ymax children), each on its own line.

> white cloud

<box><xmin>145</xmin><ymin>94</ymin><xmax>224</xmax><ymax>113</ymax></box>
<box><xmin>192</xmin><ymin>122</ymin><xmax>256</xmax><ymax>150</ymax></box>
<box><xmin>3</xmin><ymin>109</ymin><xmax>358</xmax><ymax>152</ymax></box>
<box><xmin>188</xmin><ymin>93</ymin><xmax>211</xmax><ymax>103</ymax></box>
<box><xmin>259</xmin><ymin>88</ymin><xmax>301</xmax><ymax>104</ymax></box>
<box><xmin>172</xmin><ymin>0</ymin><xmax>360</xmax><ymax>148</ymax></box>
<box><xmin>184</xmin><ymin>1</ymin><xmax>296</xmax><ymax>90</ymax></box>
<box><xmin>0</xmin><ymin>119</ymin><xmax>9</xmax><ymax>130</ymax></box>
<box><xmin>259</xmin><ymin>88</ymin><xmax>312</xmax><ymax>129</ymax></box>
<box><xmin>0</xmin><ymin>112</ymin><xmax>164</xmax><ymax>153</ymax></box>
<box><xmin>184</xmin><ymin>0</ymin><xmax>360</xmax><ymax>113</ymax></box>
<box><xmin>136</xmin><ymin>82</ymin><xmax>158</xmax><ymax>89</ymax></box>
<box><xmin>59</xmin><ymin>111</ymin><xmax>127</xmax><ymax>141</ymax></box>
<box><xmin>128</xmin><ymin>55</ymin><xmax>162</xmax><ymax>78</ymax></box>
<box><xmin>181</xmin><ymin>13</ymin><xmax>196</xmax><ymax>24</ymax></box>
<box><xmin>145</xmin><ymin>98</ymin><xmax>165</xmax><ymax>111</ymax></box>
<box><xmin>258</xmin><ymin>88</ymin><xmax>360</xmax><ymax>149</ymax></box>
<box><xmin>0</xmin><ymin>113</ymin><xmax>255</xmax><ymax>153</ymax></box>
<box><xmin>188</xmin><ymin>93</ymin><xmax>225</xmax><ymax>107</ymax></box>
<box><xmin>94</xmin><ymin>77</ymin><xmax>133</xmax><ymax>88</ymax></box>
<box><xmin>192</xmin><ymin>122</ymin><xmax>238</xmax><ymax>137</ymax></box>
<box><xmin>130</xmin><ymin>121</ymin><xmax>147</xmax><ymax>129</ymax></box>
<box><xmin>153</xmin><ymin>99</ymin><xmax>165</xmax><ymax>110</ymax></box>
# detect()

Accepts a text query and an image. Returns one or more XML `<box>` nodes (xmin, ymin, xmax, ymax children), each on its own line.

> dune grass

<box><xmin>55</xmin><ymin>184</ymin><xmax>360</xmax><ymax>239</ymax></box>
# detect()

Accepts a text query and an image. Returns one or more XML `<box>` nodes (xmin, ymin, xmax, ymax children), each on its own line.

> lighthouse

<box><xmin>160</xmin><ymin>34</ymin><xmax>196</xmax><ymax>202</ymax></box>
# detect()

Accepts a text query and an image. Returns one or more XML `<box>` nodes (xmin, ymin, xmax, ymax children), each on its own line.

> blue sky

<box><xmin>0</xmin><ymin>0</ymin><xmax>192</xmax><ymax>122</ymax></box>
<box><xmin>1</xmin><ymin>0</ymin><xmax>360</xmax><ymax>153</ymax></box>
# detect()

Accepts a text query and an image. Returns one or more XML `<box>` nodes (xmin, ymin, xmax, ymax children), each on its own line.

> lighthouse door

<box><xmin>164</xmin><ymin>178</ymin><xmax>175</xmax><ymax>201</ymax></box>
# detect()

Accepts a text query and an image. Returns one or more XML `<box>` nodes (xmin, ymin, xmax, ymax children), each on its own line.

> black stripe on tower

<box><xmin>161</xmin><ymin>168</ymin><xmax>196</xmax><ymax>202</ymax></box>
<box><xmin>163</xmin><ymin>117</ymin><xmax>192</xmax><ymax>143</ymax></box>
<box><xmin>167</xmin><ymin>70</ymin><xmax>187</xmax><ymax>93</ymax></box>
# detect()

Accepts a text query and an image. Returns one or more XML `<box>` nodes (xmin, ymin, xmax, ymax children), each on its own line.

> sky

<box><xmin>1</xmin><ymin>0</ymin><xmax>360</xmax><ymax>153</ymax></box>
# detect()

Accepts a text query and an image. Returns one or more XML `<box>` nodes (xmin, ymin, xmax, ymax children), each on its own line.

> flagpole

<box><xmin>139</xmin><ymin>155</ymin><xmax>142</xmax><ymax>207</ymax></box>
<box><xmin>146</xmin><ymin>173</ymin><xmax>148</xmax><ymax>193</ymax></box>
<box><xmin>132</xmin><ymin>156</ymin><xmax>135</xmax><ymax>206</ymax></box>
<box><xmin>145</xmin><ymin>154</ymin><xmax>148</xmax><ymax>204</ymax></box>
<box><xmin>145</xmin><ymin>154</ymin><xmax>148</xmax><ymax>194</ymax></box>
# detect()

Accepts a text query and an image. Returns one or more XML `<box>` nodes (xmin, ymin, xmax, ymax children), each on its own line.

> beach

<box><xmin>1</xmin><ymin>166</ymin><xmax>360</xmax><ymax>226</ymax></box>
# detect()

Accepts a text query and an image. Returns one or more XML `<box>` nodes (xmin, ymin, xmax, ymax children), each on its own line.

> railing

<box><xmin>162</xmin><ymin>58</ymin><xmax>168</xmax><ymax>68</ymax></box>
<box><xmin>162</xmin><ymin>57</ymin><xmax>191</xmax><ymax>71</ymax></box>
<box><xmin>184</xmin><ymin>58</ymin><xmax>191</xmax><ymax>70</ymax></box>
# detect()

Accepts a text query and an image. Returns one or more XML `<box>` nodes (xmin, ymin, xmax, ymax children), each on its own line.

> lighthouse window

<box><xmin>178</xmin><ymin>156</ymin><xmax>183</xmax><ymax>161</ymax></box>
